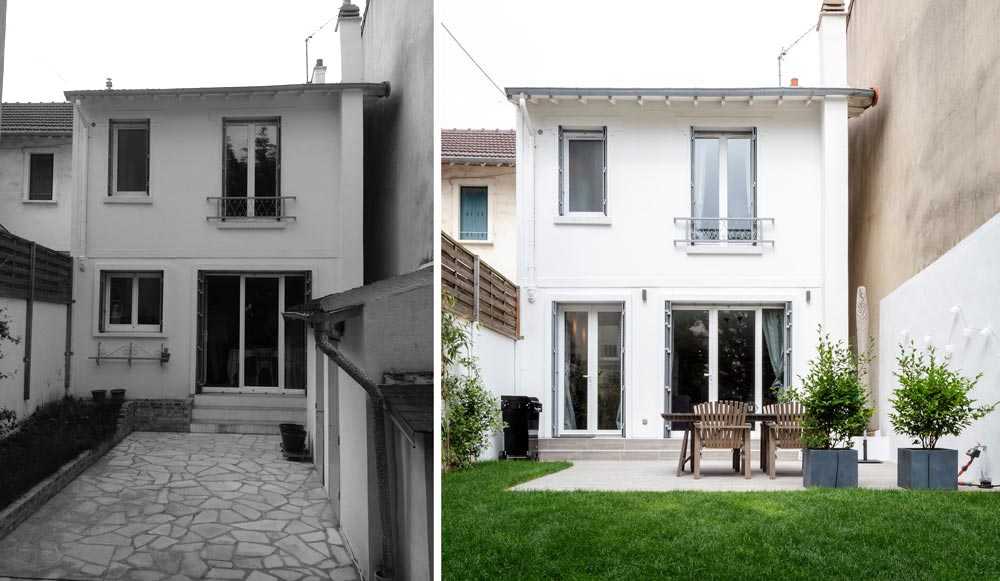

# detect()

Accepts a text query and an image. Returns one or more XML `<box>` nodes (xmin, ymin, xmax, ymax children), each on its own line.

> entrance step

<box><xmin>191</xmin><ymin>393</ymin><xmax>306</xmax><ymax>435</ymax></box>
<box><xmin>537</xmin><ymin>438</ymin><xmax>800</xmax><ymax>462</ymax></box>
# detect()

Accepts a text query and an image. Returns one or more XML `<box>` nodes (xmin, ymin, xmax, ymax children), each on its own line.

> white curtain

<box><xmin>763</xmin><ymin>309</ymin><xmax>785</xmax><ymax>388</ymax></box>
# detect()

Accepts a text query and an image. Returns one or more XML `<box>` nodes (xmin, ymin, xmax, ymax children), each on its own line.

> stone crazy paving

<box><xmin>0</xmin><ymin>432</ymin><xmax>359</xmax><ymax>581</ymax></box>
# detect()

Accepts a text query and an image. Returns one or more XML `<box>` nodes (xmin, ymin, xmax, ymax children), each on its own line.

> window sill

<box><xmin>459</xmin><ymin>238</ymin><xmax>493</xmax><ymax>246</ymax></box>
<box><xmin>22</xmin><ymin>199</ymin><xmax>57</xmax><ymax>205</ymax></box>
<box><xmin>94</xmin><ymin>331</ymin><xmax>167</xmax><ymax>339</ymax></box>
<box><xmin>105</xmin><ymin>196</ymin><xmax>153</xmax><ymax>205</ymax></box>
<box><xmin>213</xmin><ymin>220</ymin><xmax>291</xmax><ymax>230</ymax></box>
<box><xmin>682</xmin><ymin>244</ymin><xmax>765</xmax><ymax>255</ymax></box>
<box><xmin>553</xmin><ymin>215</ymin><xmax>612</xmax><ymax>226</ymax></box>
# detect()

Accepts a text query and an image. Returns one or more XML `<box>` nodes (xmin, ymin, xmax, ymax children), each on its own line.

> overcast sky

<box><xmin>2</xmin><ymin>0</ymin><xmax>365</xmax><ymax>102</ymax></box>
<box><xmin>440</xmin><ymin>0</ymin><xmax>824</xmax><ymax>129</ymax></box>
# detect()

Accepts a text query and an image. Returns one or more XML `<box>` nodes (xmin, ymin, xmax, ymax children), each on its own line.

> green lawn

<box><xmin>443</xmin><ymin>461</ymin><xmax>1000</xmax><ymax>580</ymax></box>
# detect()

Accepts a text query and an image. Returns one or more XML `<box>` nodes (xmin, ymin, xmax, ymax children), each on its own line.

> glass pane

<box><xmin>205</xmin><ymin>275</ymin><xmax>240</xmax><ymax>387</ymax></box>
<box><xmin>692</xmin><ymin>137</ymin><xmax>719</xmax><ymax>240</ymax></box>
<box><xmin>28</xmin><ymin>153</ymin><xmax>54</xmax><ymax>199</ymax></box>
<box><xmin>563</xmin><ymin>311</ymin><xmax>588</xmax><ymax>430</ymax></box>
<box><xmin>244</xmin><ymin>277</ymin><xmax>279</xmax><ymax>387</ymax></box>
<box><xmin>254</xmin><ymin>124</ymin><xmax>279</xmax><ymax>217</ymax></box>
<box><xmin>224</xmin><ymin>123</ymin><xmax>249</xmax><ymax>216</ymax></box>
<box><xmin>137</xmin><ymin>276</ymin><xmax>162</xmax><ymax>326</ymax></box>
<box><xmin>727</xmin><ymin>137</ymin><xmax>753</xmax><ymax>240</ymax></box>
<box><xmin>597</xmin><ymin>312</ymin><xmax>622</xmax><ymax>431</ymax></box>
<box><xmin>107</xmin><ymin>276</ymin><xmax>133</xmax><ymax>326</ymax></box>
<box><xmin>672</xmin><ymin>309</ymin><xmax>709</xmax><ymax>429</ymax></box>
<box><xmin>762</xmin><ymin>308</ymin><xmax>785</xmax><ymax>406</ymax></box>
<box><xmin>459</xmin><ymin>187</ymin><xmax>488</xmax><ymax>240</ymax></box>
<box><xmin>116</xmin><ymin>127</ymin><xmax>148</xmax><ymax>192</ymax></box>
<box><xmin>718</xmin><ymin>310</ymin><xmax>755</xmax><ymax>407</ymax></box>
<box><xmin>284</xmin><ymin>276</ymin><xmax>307</xmax><ymax>389</ymax></box>
<box><xmin>567</xmin><ymin>139</ymin><xmax>603</xmax><ymax>213</ymax></box>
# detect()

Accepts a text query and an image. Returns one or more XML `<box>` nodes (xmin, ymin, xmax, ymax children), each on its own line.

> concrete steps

<box><xmin>537</xmin><ymin>437</ymin><xmax>801</xmax><ymax>462</ymax></box>
<box><xmin>190</xmin><ymin>393</ymin><xmax>307</xmax><ymax>435</ymax></box>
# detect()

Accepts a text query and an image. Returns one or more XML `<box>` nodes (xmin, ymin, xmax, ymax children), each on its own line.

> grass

<box><xmin>443</xmin><ymin>461</ymin><xmax>1000</xmax><ymax>580</ymax></box>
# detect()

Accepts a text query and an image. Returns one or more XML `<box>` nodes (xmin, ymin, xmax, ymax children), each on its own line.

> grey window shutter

<box><xmin>557</xmin><ymin>127</ymin><xmax>565</xmax><ymax>216</ymax></box>
<box><xmin>619</xmin><ymin>307</ymin><xmax>626</xmax><ymax>437</ymax></box>
<box><xmin>664</xmin><ymin>302</ymin><xmax>673</xmax><ymax>437</ymax></box>
<box><xmin>602</xmin><ymin>126</ymin><xmax>608</xmax><ymax>215</ymax></box>
<box><xmin>551</xmin><ymin>305</ymin><xmax>559</xmax><ymax>437</ymax></box>
<box><xmin>195</xmin><ymin>271</ymin><xmax>206</xmax><ymax>392</ymax></box>
<box><xmin>784</xmin><ymin>302</ymin><xmax>793</xmax><ymax>387</ymax></box>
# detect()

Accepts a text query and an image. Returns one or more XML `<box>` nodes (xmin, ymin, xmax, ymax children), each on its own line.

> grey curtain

<box><xmin>763</xmin><ymin>309</ymin><xmax>784</xmax><ymax>387</ymax></box>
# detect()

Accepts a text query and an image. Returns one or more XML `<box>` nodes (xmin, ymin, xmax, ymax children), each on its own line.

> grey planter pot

<box><xmin>803</xmin><ymin>448</ymin><xmax>858</xmax><ymax>488</ymax></box>
<box><xmin>898</xmin><ymin>448</ymin><xmax>958</xmax><ymax>490</ymax></box>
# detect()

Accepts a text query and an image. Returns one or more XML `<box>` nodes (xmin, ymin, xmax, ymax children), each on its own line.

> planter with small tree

<box><xmin>891</xmin><ymin>344</ymin><xmax>995</xmax><ymax>490</ymax></box>
<box><xmin>785</xmin><ymin>328</ymin><xmax>873</xmax><ymax>488</ymax></box>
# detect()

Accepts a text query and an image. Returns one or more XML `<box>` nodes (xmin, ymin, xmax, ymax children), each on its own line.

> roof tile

<box><xmin>1</xmin><ymin>102</ymin><xmax>73</xmax><ymax>135</ymax></box>
<box><xmin>441</xmin><ymin>129</ymin><xmax>514</xmax><ymax>165</ymax></box>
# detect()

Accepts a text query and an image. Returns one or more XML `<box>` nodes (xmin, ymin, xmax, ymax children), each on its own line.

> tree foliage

<box><xmin>0</xmin><ymin>307</ymin><xmax>20</xmax><ymax>381</ymax></box>
<box><xmin>890</xmin><ymin>343</ymin><xmax>995</xmax><ymax>449</ymax></box>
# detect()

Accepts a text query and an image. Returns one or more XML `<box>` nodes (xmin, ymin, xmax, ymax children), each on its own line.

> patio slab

<box><xmin>513</xmin><ymin>458</ymin><xmax>900</xmax><ymax>491</ymax></box>
<box><xmin>0</xmin><ymin>432</ymin><xmax>359</xmax><ymax>581</ymax></box>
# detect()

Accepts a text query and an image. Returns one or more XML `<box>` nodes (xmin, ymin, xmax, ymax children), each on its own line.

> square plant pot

<box><xmin>803</xmin><ymin>448</ymin><xmax>858</xmax><ymax>488</ymax></box>
<box><xmin>898</xmin><ymin>448</ymin><xmax>958</xmax><ymax>490</ymax></box>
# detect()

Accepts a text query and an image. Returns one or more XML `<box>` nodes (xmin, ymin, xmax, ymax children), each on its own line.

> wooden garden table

<box><xmin>661</xmin><ymin>412</ymin><xmax>777</xmax><ymax>477</ymax></box>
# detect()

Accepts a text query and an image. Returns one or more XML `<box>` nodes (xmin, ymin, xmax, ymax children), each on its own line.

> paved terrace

<box><xmin>0</xmin><ymin>432</ymin><xmax>358</xmax><ymax>581</ymax></box>
<box><xmin>514</xmin><ymin>457</ymin><xmax>899</xmax><ymax>492</ymax></box>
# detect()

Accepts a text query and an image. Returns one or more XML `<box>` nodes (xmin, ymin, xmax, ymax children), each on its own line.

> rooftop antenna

<box><xmin>105</xmin><ymin>77</ymin><xmax>112</xmax><ymax>90</ymax></box>
<box><xmin>305</xmin><ymin>14</ymin><xmax>338</xmax><ymax>83</ymax></box>
<box><xmin>776</xmin><ymin>24</ymin><xmax>813</xmax><ymax>86</ymax></box>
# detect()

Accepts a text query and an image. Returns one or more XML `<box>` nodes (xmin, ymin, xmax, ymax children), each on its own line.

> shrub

<box><xmin>441</xmin><ymin>302</ymin><xmax>503</xmax><ymax>471</ymax></box>
<box><xmin>0</xmin><ymin>408</ymin><xmax>16</xmax><ymax>439</ymax></box>
<box><xmin>784</xmin><ymin>327</ymin><xmax>873</xmax><ymax>449</ymax></box>
<box><xmin>0</xmin><ymin>306</ymin><xmax>20</xmax><ymax>381</ymax></box>
<box><xmin>890</xmin><ymin>343</ymin><xmax>995</xmax><ymax>449</ymax></box>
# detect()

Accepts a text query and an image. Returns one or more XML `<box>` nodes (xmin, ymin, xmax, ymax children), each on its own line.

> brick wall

<box><xmin>126</xmin><ymin>398</ymin><xmax>193</xmax><ymax>432</ymax></box>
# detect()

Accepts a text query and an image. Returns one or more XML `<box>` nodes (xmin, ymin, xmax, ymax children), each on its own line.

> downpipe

<box><xmin>314</xmin><ymin>326</ymin><xmax>395</xmax><ymax>580</ymax></box>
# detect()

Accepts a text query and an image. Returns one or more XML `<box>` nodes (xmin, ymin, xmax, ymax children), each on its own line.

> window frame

<box><xmin>22</xmin><ymin>149</ymin><xmax>57</xmax><ymax>203</ymax></box>
<box><xmin>559</xmin><ymin>126</ymin><xmax>608</xmax><ymax>217</ymax></box>
<box><xmin>457</xmin><ymin>184</ymin><xmax>490</xmax><ymax>242</ymax></box>
<box><xmin>221</xmin><ymin>117</ymin><xmax>282</xmax><ymax>218</ymax></box>
<box><xmin>108</xmin><ymin>119</ymin><xmax>151</xmax><ymax>197</ymax></box>
<box><xmin>100</xmin><ymin>270</ymin><xmax>164</xmax><ymax>334</ymax></box>
<box><xmin>689</xmin><ymin>128</ymin><xmax>757</xmax><ymax>242</ymax></box>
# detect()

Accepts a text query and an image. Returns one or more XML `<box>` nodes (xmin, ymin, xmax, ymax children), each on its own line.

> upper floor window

<box><xmin>690</xmin><ymin>129</ymin><xmax>756</xmax><ymax>241</ymax></box>
<box><xmin>100</xmin><ymin>271</ymin><xmax>163</xmax><ymax>333</ymax></box>
<box><xmin>223</xmin><ymin>118</ymin><xmax>280</xmax><ymax>218</ymax></box>
<box><xmin>459</xmin><ymin>185</ymin><xmax>488</xmax><ymax>241</ymax></box>
<box><xmin>110</xmin><ymin>120</ymin><xmax>150</xmax><ymax>196</ymax></box>
<box><xmin>559</xmin><ymin>127</ymin><xmax>606</xmax><ymax>216</ymax></box>
<box><xmin>27</xmin><ymin>152</ymin><xmax>54</xmax><ymax>201</ymax></box>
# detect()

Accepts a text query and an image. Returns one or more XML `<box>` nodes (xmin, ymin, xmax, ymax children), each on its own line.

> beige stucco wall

<box><xmin>441</xmin><ymin>164</ymin><xmax>517</xmax><ymax>281</ymax></box>
<box><xmin>0</xmin><ymin>135</ymin><xmax>73</xmax><ymax>251</ymax></box>
<box><xmin>847</xmin><ymin>0</ymin><xmax>1000</xmax><ymax>397</ymax></box>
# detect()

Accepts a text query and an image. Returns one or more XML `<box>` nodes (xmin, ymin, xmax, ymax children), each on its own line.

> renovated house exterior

<box><xmin>508</xmin><ymin>1</ymin><xmax>876</xmax><ymax>455</ymax></box>
<box><xmin>0</xmin><ymin>102</ymin><xmax>73</xmax><ymax>251</ymax></box>
<box><xmin>441</xmin><ymin>129</ymin><xmax>517</xmax><ymax>280</ymax></box>
<box><xmin>847</xmin><ymin>0</ymin><xmax>1000</xmax><ymax>467</ymax></box>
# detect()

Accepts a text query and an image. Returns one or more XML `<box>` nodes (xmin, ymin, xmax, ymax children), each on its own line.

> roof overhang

<box><xmin>505</xmin><ymin>86</ymin><xmax>878</xmax><ymax>118</ymax></box>
<box><xmin>65</xmin><ymin>82</ymin><xmax>390</xmax><ymax>101</ymax></box>
<box><xmin>441</xmin><ymin>156</ymin><xmax>515</xmax><ymax>167</ymax></box>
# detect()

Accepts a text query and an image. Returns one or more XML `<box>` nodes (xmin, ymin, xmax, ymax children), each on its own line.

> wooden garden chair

<box><xmin>761</xmin><ymin>402</ymin><xmax>804</xmax><ymax>479</ymax></box>
<box><xmin>692</xmin><ymin>401</ymin><xmax>752</xmax><ymax>479</ymax></box>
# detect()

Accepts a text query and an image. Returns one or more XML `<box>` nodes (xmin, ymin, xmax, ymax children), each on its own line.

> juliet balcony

<box><xmin>673</xmin><ymin>216</ymin><xmax>775</xmax><ymax>250</ymax></box>
<box><xmin>206</xmin><ymin>196</ymin><xmax>297</xmax><ymax>227</ymax></box>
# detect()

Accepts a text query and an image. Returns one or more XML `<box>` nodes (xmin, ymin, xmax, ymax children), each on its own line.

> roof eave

<box><xmin>64</xmin><ymin>81</ymin><xmax>391</xmax><ymax>101</ymax></box>
<box><xmin>441</xmin><ymin>156</ymin><xmax>515</xmax><ymax>166</ymax></box>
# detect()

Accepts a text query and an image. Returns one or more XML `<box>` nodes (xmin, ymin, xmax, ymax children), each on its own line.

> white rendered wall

<box><xmin>469</xmin><ymin>324</ymin><xmax>517</xmax><ymax>460</ymax></box>
<box><xmin>515</xmin><ymin>101</ymin><xmax>843</xmax><ymax>439</ymax></box>
<box><xmin>0</xmin><ymin>137</ymin><xmax>73</xmax><ymax>251</ymax></box>
<box><xmin>878</xmin><ymin>213</ymin><xmax>1000</xmax><ymax>471</ymax></box>
<box><xmin>441</xmin><ymin>165</ymin><xmax>518</xmax><ymax>281</ymax></box>
<box><xmin>0</xmin><ymin>298</ymin><xmax>67</xmax><ymax>420</ymax></box>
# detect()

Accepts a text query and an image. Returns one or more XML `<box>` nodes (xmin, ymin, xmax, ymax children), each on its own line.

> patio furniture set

<box><xmin>662</xmin><ymin>401</ymin><xmax>804</xmax><ymax>480</ymax></box>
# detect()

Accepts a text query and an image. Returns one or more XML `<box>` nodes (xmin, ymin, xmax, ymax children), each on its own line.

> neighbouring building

<box><xmin>847</xmin><ymin>0</ymin><xmax>1000</xmax><ymax>466</ymax></box>
<box><xmin>508</xmin><ymin>1</ymin><xmax>876</xmax><ymax>457</ymax></box>
<box><xmin>441</xmin><ymin>129</ymin><xmax>517</xmax><ymax>281</ymax></box>
<box><xmin>0</xmin><ymin>102</ymin><xmax>73</xmax><ymax>251</ymax></box>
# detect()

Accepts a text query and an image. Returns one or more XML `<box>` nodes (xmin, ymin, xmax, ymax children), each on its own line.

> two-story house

<box><xmin>508</xmin><ymin>1</ymin><xmax>876</xmax><ymax>457</ymax></box>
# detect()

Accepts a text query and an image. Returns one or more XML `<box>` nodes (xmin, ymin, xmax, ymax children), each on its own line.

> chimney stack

<box><xmin>337</xmin><ymin>0</ymin><xmax>363</xmax><ymax>83</ymax></box>
<box><xmin>790</xmin><ymin>77</ymin><xmax>799</xmax><ymax>87</ymax></box>
<box><xmin>310</xmin><ymin>58</ymin><xmax>327</xmax><ymax>84</ymax></box>
<box><xmin>817</xmin><ymin>0</ymin><xmax>847</xmax><ymax>86</ymax></box>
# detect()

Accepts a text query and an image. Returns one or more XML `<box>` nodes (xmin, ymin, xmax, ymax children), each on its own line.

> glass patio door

<box><xmin>559</xmin><ymin>305</ymin><xmax>624</xmax><ymax>436</ymax></box>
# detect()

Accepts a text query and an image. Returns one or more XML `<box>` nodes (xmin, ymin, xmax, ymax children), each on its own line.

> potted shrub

<box><xmin>786</xmin><ymin>328</ymin><xmax>873</xmax><ymax>488</ymax></box>
<box><xmin>891</xmin><ymin>344</ymin><xmax>995</xmax><ymax>490</ymax></box>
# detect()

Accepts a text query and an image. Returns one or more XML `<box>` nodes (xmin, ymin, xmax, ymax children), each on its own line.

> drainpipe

<box><xmin>313</xmin><ymin>324</ymin><xmax>395</xmax><ymax>581</ymax></box>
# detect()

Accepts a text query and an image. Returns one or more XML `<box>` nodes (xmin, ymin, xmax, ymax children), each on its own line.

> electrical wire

<box><xmin>441</xmin><ymin>22</ymin><xmax>506</xmax><ymax>100</ymax></box>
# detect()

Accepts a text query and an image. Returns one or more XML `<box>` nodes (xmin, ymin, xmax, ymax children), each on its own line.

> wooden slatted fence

<box><xmin>441</xmin><ymin>232</ymin><xmax>519</xmax><ymax>339</ymax></box>
<box><xmin>0</xmin><ymin>230</ymin><xmax>73</xmax><ymax>304</ymax></box>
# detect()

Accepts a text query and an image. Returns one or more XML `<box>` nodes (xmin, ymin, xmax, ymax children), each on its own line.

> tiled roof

<box><xmin>1</xmin><ymin>102</ymin><xmax>73</xmax><ymax>135</ymax></box>
<box><xmin>441</xmin><ymin>129</ymin><xmax>515</xmax><ymax>165</ymax></box>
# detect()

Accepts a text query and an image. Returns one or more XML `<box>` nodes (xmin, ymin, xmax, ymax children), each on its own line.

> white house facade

<box><xmin>509</xmin><ymin>7</ymin><xmax>876</xmax><ymax>452</ymax></box>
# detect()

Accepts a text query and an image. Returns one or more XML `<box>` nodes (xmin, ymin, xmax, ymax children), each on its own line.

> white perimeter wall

<box><xmin>0</xmin><ymin>298</ymin><xmax>67</xmax><ymax>420</ymax></box>
<box><xmin>469</xmin><ymin>324</ymin><xmax>517</xmax><ymax>460</ymax></box>
<box><xmin>878</xmin><ymin>213</ymin><xmax>1000</xmax><ymax>471</ymax></box>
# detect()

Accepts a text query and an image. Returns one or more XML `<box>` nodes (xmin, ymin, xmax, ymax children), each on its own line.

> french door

<box><xmin>668</xmin><ymin>305</ymin><xmax>789</xmax><ymax>432</ymax></box>
<box><xmin>557</xmin><ymin>304</ymin><xmax>624</xmax><ymax>436</ymax></box>
<box><xmin>199</xmin><ymin>272</ymin><xmax>307</xmax><ymax>392</ymax></box>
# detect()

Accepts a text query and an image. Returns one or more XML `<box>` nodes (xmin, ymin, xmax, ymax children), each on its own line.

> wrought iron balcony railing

<box><xmin>673</xmin><ymin>217</ymin><xmax>774</xmax><ymax>246</ymax></box>
<box><xmin>206</xmin><ymin>196</ymin><xmax>297</xmax><ymax>222</ymax></box>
